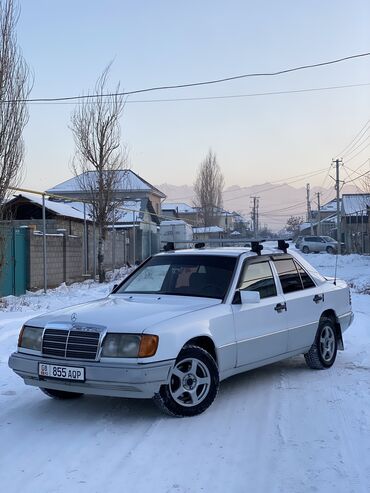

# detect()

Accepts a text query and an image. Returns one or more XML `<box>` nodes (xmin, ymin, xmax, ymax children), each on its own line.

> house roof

<box><xmin>8</xmin><ymin>193</ymin><xmax>87</xmax><ymax>221</ymax></box>
<box><xmin>162</xmin><ymin>202</ymin><xmax>197</xmax><ymax>214</ymax></box>
<box><xmin>6</xmin><ymin>193</ymin><xmax>157</xmax><ymax>226</ymax></box>
<box><xmin>193</xmin><ymin>226</ymin><xmax>224</xmax><ymax>234</ymax></box>
<box><xmin>46</xmin><ymin>170</ymin><xmax>166</xmax><ymax>198</ymax></box>
<box><xmin>342</xmin><ymin>194</ymin><xmax>370</xmax><ymax>215</ymax></box>
<box><xmin>320</xmin><ymin>198</ymin><xmax>339</xmax><ymax>212</ymax></box>
<box><xmin>67</xmin><ymin>198</ymin><xmax>152</xmax><ymax>224</ymax></box>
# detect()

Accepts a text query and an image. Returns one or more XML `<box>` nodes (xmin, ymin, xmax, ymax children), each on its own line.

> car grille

<box><xmin>42</xmin><ymin>328</ymin><xmax>100</xmax><ymax>360</ymax></box>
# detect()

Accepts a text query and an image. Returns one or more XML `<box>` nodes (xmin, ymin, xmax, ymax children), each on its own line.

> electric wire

<box><xmin>24</xmin><ymin>81</ymin><xmax>370</xmax><ymax>106</ymax></box>
<box><xmin>344</xmin><ymin>142</ymin><xmax>370</xmax><ymax>163</ymax></box>
<box><xmin>336</xmin><ymin>119</ymin><xmax>370</xmax><ymax>158</ymax></box>
<box><xmin>3</xmin><ymin>51</ymin><xmax>370</xmax><ymax>104</ymax></box>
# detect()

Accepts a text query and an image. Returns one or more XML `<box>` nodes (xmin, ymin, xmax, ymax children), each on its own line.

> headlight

<box><xmin>101</xmin><ymin>334</ymin><xmax>158</xmax><ymax>358</ymax></box>
<box><xmin>18</xmin><ymin>326</ymin><xmax>42</xmax><ymax>351</ymax></box>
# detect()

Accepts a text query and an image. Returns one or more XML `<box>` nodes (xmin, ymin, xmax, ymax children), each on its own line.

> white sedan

<box><xmin>9</xmin><ymin>242</ymin><xmax>353</xmax><ymax>417</ymax></box>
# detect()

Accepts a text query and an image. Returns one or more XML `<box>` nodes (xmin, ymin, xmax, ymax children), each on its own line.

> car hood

<box><xmin>25</xmin><ymin>294</ymin><xmax>221</xmax><ymax>333</ymax></box>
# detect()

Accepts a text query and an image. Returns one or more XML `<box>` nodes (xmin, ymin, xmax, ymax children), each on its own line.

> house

<box><xmin>300</xmin><ymin>194</ymin><xmax>370</xmax><ymax>253</ymax></box>
<box><xmin>161</xmin><ymin>202</ymin><xmax>199</xmax><ymax>225</ymax></box>
<box><xmin>46</xmin><ymin>169</ymin><xmax>166</xmax><ymax>219</ymax></box>
<box><xmin>341</xmin><ymin>193</ymin><xmax>370</xmax><ymax>253</ymax></box>
<box><xmin>3</xmin><ymin>192</ymin><xmax>90</xmax><ymax>235</ymax></box>
<box><xmin>1</xmin><ymin>170</ymin><xmax>166</xmax><ymax>293</ymax></box>
<box><xmin>193</xmin><ymin>226</ymin><xmax>224</xmax><ymax>244</ymax></box>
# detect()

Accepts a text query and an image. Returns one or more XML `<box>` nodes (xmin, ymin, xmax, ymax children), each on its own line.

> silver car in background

<box><xmin>298</xmin><ymin>236</ymin><xmax>345</xmax><ymax>254</ymax></box>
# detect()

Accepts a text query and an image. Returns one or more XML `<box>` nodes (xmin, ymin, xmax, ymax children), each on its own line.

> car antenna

<box><xmin>333</xmin><ymin>249</ymin><xmax>339</xmax><ymax>285</ymax></box>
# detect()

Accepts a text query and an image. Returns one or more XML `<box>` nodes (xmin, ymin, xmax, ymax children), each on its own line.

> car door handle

<box><xmin>313</xmin><ymin>294</ymin><xmax>324</xmax><ymax>304</ymax></box>
<box><xmin>274</xmin><ymin>302</ymin><xmax>287</xmax><ymax>313</ymax></box>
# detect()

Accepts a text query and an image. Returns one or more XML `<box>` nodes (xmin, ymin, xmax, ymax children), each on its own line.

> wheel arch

<box><xmin>183</xmin><ymin>336</ymin><xmax>218</xmax><ymax>365</ymax></box>
<box><xmin>320</xmin><ymin>309</ymin><xmax>344</xmax><ymax>350</ymax></box>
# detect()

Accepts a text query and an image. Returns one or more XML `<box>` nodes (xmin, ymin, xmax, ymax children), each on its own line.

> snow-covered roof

<box><xmin>160</xmin><ymin>220</ymin><xmax>189</xmax><ymax>226</ymax></box>
<box><xmin>162</xmin><ymin>202</ymin><xmax>197</xmax><ymax>214</ymax></box>
<box><xmin>320</xmin><ymin>199</ymin><xmax>339</xmax><ymax>212</ymax></box>
<box><xmin>300</xmin><ymin>214</ymin><xmax>337</xmax><ymax>231</ymax></box>
<box><xmin>193</xmin><ymin>226</ymin><xmax>224</xmax><ymax>234</ymax></box>
<box><xmin>230</xmin><ymin>230</ymin><xmax>241</xmax><ymax>236</ymax></box>
<box><xmin>10</xmin><ymin>193</ymin><xmax>87</xmax><ymax>221</ymax></box>
<box><xmin>46</xmin><ymin>170</ymin><xmax>165</xmax><ymax>198</ymax></box>
<box><xmin>7</xmin><ymin>193</ymin><xmax>155</xmax><ymax>225</ymax></box>
<box><xmin>342</xmin><ymin>194</ymin><xmax>370</xmax><ymax>215</ymax></box>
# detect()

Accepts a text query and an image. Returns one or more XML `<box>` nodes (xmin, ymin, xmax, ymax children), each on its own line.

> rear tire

<box><xmin>302</xmin><ymin>246</ymin><xmax>309</xmax><ymax>254</ymax></box>
<box><xmin>40</xmin><ymin>388</ymin><xmax>84</xmax><ymax>399</ymax></box>
<box><xmin>305</xmin><ymin>317</ymin><xmax>338</xmax><ymax>369</ymax></box>
<box><xmin>153</xmin><ymin>345</ymin><xmax>219</xmax><ymax>417</ymax></box>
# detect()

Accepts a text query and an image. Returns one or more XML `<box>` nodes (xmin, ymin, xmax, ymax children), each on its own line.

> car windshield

<box><xmin>322</xmin><ymin>236</ymin><xmax>335</xmax><ymax>242</ymax></box>
<box><xmin>117</xmin><ymin>254</ymin><xmax>237</xmax><ymax>299</ymax></box>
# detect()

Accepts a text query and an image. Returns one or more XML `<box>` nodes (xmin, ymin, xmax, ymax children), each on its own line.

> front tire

<box><xmin>154</xmin><ymin>345</ymin><xmax>219</xmax><ymax>417</ymax></box>
<box><xmin>40</xmin><ymin>388</ymin><xmax>84</xmax><ymax>399</ymax></box>
<box><xmin>302</xmin><ymin>246</ymin><xmax>310</xmax><ymax>254</ymax></box>
<box><xmin>326</xmin><ymin>246</ymin><xmax>335</xmax><ymax>254</ymax></box>
<box><xmin>305</xmin><ymin>317</ymin><xmax>338</xmax><ymax>369</ymax></box>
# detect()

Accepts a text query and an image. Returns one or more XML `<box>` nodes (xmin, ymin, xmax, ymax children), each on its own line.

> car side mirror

<box><xmin>240</xmin><ymin>290</ymin><xmax>261</xmax><ymax>304</ymax></box>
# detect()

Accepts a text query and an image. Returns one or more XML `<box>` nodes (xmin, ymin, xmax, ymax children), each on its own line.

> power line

<box><xmin>344</xmin><ymin>168</ymin><xmax>370</xmax><ymax>184</ymax></box>
<box><xmin>343</xmin><ymin>159</ymin><xmax>370</xmax><ymax>179</ymax></box>
<box><xmin>3</xmin><ymin>51</ymin><xmax>370</xmax><ymax>104</ymax></box>
<box><xmin>164</xmin><ymin>167</ymin><xmax>328</xmax><ymax>202</ymax></box>
<box><xmin>341</xmin><ymin>127</ymin><xmax>370</xmax><ymax>160</ymax></box>
<box><xmin>336</xmin><ymin>119</ymin><xmax>370</xmax><ymax>158</ymax></box>
<box><xmin>25</xmin><ymin>81</ymin><xmax>370</xmax><ymax>106</ymax></box>
<box><xmin>222</xmin><ymin>168</ymin><xmax>327</xmax><ymax>203</ymax></box>
<box><xmin>344</xmin><ymin>142</ymin><xmax>370</xmax><ymax>163</ymax></box>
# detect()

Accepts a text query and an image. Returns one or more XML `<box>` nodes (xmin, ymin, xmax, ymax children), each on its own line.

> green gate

<box><xmin>0</xmin><ymin>227</ymin><xmax>29</xmax><ymax>297</ymax></box>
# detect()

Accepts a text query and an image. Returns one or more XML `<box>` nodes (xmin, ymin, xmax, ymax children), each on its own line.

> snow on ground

<box><xmin>1</xmin><ymin>254</ymin><xmax>370</xmax><ymax>493</ymax></box>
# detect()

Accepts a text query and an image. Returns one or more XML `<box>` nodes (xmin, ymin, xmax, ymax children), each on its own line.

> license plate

<box><xmin>38</xmin><ymin>363</ymin><xmax>85</xmax><ymax>381</ymax></box>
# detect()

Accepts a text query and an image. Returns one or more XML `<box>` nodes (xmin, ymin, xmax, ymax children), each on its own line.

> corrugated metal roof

<box><xmin>342</xmin><ymin>194</ymin><xmax>370</xmax><ymax>215</ymax></box>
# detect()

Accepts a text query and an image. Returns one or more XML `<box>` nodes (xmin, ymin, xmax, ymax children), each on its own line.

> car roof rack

<box><xmin>248</xmin><ymin>238</ymin><xmax>292</xmax><ymax>255</ymax></box>
<box><xmin>163</xmin><ymin>242</ymin><xmax>175</xmax><ymax>251</ymax></box>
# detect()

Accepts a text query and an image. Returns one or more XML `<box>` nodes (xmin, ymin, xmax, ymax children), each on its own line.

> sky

<box><xmin>16</xmin><ymin>0</ymin><xmax>370</xmax><ymax>192</ymax></box>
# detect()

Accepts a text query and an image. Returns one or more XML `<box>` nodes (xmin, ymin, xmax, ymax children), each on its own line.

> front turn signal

<box><xmin>138</xmin><ymin>335</ymin><xmax>159</xmax><ymax>357</ymax></box>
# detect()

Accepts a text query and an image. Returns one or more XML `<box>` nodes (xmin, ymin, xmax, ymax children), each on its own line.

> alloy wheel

<box><xmin>169</xmin><ymin>357</ymin><xmax>211</xmax><ymax>407</ymax></box>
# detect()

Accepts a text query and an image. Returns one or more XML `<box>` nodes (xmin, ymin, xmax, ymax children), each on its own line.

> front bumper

<box><xmin>8</xmin><ymin>352</ymin><xmax>175</xmax><ymax>399</ymax></box>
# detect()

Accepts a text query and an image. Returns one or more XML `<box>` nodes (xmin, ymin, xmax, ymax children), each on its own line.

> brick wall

<box><xmin>29</xmin><ymin>233</ymin><xmax>83</xmax><ymax>290</ymax></box>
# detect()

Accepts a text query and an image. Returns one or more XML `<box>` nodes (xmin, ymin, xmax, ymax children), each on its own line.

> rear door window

<box><xmin>274</xmin><ymin>258</ymin><xmax>303</xmax><ymax>294</ymax></box>
<box><xmin>294</xmin><ymin>261</ymin><xmax>316</xmax><ymax>289</ymax></box>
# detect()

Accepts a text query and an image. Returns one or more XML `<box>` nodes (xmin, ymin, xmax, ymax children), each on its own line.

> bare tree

<box><xmin>193</xmin><ymin>150</ymin><xmax>224</xmax><ymax>227</ymax></box>
<box><xmin>285</xmin><ymin>215</ymin><xmax>304</xmax><ymax>238</ymax></box>
<box><xmin>71</xmin><ymin>65</ymin><xmax>127</xmax><ymax>282</ymax></box>
<box><xmin>0</xmin><ymin>0</ymin><xmax>31</xmax><ymax>219</ymax></box>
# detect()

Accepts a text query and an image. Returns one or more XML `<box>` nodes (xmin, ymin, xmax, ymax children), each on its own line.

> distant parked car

<box><xmin>295</xmin><ymin>236</ymin><xmax>303</xmax><ymax>249</ymax></box>
<box><xmin>9</xmin><ymin>242</ymin><xmax>353</xmax><ymax>417</ymax></box>
<box><xmin>299</xmin><ymin>236</ymin><xmax>345</xmax><ymax>254</ymax></box>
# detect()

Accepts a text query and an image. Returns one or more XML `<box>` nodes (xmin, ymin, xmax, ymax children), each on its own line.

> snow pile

<box><xmin>303</xmin><ymin>252</ymin><xmax>370</xmax><ymax>294</ymax></box>
<box><xmin>0</xmin><ymin>266</ymin><xmax>132</xmax><ymax>313</ymax></box>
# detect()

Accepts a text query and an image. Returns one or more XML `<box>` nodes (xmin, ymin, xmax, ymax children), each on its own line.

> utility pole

<box><xmin>316</xmin><ymin>192</ymin><xmax>321</xmax><ymax>236</ymax></box>
<box><xmin>251</xmin><ymin>196</ymin><xmax>259</xmax><ymax>237</ymax></box>
<box><xmin>333</xmin><ymin>158</ymin><xmax>343</xmax><ymax>253</ymax></box>
<box><xmin>306</xmin><ymin>184</ymin><xmax>313</xmax><ymax>235</ymax></box>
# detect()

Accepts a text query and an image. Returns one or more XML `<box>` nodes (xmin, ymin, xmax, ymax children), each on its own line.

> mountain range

<box><xmin>156</xmin><ymin>182</ymin><xmax>359</xmax><ymax>231</ymax></box>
